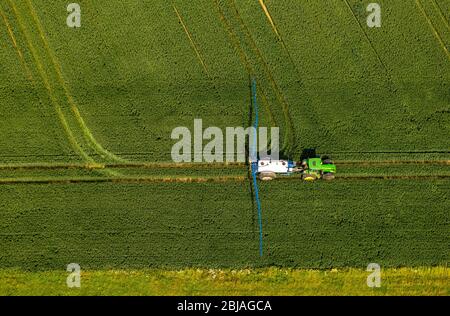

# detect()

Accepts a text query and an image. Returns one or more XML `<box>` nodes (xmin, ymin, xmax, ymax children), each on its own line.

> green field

<box><xmin>1</xmin><ymin>0</ymin><xmax>449</xmax><ymax>162</ymax></box>
<box><xmin>0</xmin><ymin>0</ymin><xmax>449</xmax><ymax>295</ymax></box>
<box><xmin>0</xmin><ymin>179</ymin><xmax>448</xmax><ymax>269</ymax></box>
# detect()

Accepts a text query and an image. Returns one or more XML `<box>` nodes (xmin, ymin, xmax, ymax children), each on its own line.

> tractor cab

<box><xmin>301</xmin><ymin>157</ymin><xmax>337</xmax><ymax>181</ymax></box>
<box><xmin>305</xmin><ymin>157</ymin><xmax>322</xmax><ymax>170</ymax></box>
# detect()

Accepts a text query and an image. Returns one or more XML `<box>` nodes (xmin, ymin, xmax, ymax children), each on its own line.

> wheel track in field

<box><xmin>171</xmin><ymin>3</ymin><xmax>274</xmax><ymax>151</ymax></box>
<box><xmin>229</xmin><ymin>1</ymin><xmax>344</xmax><ymax>156</ymax></box>
<box><xmin>341</xmin><ymin>0</ymin><xmax>388</xmax><ymax>73</ymax></box>
<box><xmin>0</xmin><ymin>161</ymin><xmax>246</xmax><ymax>171</ymax></box>
<box><xmin>4</xmin><ymin>0</ymin><xmax>95</xmax><ymax>165</ymax></box>
<box><xmin>7</xmin><ymin>1</ymin><xmax>124</xmax><ymax>166</ymax></box>
<box><xmin>213</xmin><ymin>0</ymin><xmax>279</xmax><ymax>128</ymax></box>
<box><xmin>335</xmin><ymin>159</ymin><xmax>450</xmax><ymax>166</ymax></box>
<box><xmin>171</xmin><ymin>2</ymin><xmax>279</xmax><ymax>157</ymax></box>
<box><xmin>0</xmin><ymin>175</ymin><xmax>247</xmax><ymax>185</ymax></box>
<box><xmin>172</xmin><ymin>4</ymin><xmax>210</xmax><ymax>77</ymax></box>
<box><xmin>250</xmin><ymin>0</ymin><xmax>336</xmax><ymax>155</ymax></box>
<box><xmin>337</xmin><ymin>0</ymin><xmax>424</xmax><ymax>135</ymax></box>
<box><xmin>0</xmin><ymin>5</ymin><xmax>33</xmax><ymax>82</ymax></box>
<box><xmin>328</xmin><ymin>150</ymin><xmax>450</xmax><ymax>154</ymax></box>
<box><xmin>277</xmin><ymin>174</ymin><xmax>450</xmax><ymax>181</ymax></box>
<box><xmin>415</xmin><ymin>0</ymin><xmax>450</xmax><ymax>60</ymax></box>
<box><xmin>0</xmin><ymin>4</ymin><xmax>76</xmax><ymax>161</ymax></box>
<box><xmin>228</xmin><ymin>0</ymin><xmax>296</xmax><ymax>155</ymax></box>
<box><xmin>418</xmin><ymin>0</ymin><xmax>450</xmax><ymax>38</ymax></box>
<box><xmin>0</xmin><ymin>173</ymin><xmax>449</xmax><ymax>186</ymax></box>
<box><xmin>25</xmin><ymin>0</ymin><xmax>126</xmax><ymax>163</ymax></box>
<box><xmin>431</xmin><ymin>0</ymin><xmax>450</xmax><ymax>33</ymax></box>
<box><xmin>0</xmin><ymin>159</ymin><xmax>448</xmax><ymax>171</ymax></box>
<box><xmin>1</xmin><ymin>5</ymin><xmax>446</xmax><ymax>172</ymax></box>
<box><xmin>256</xmin><ymin>0</ymin><xmax>302</xmax><ymax>78</ymax></box>
<box><xmin>212</xmin><ymin>0</ymin><xmax>278</xmax><ymax>128</ymax></box>
<box><xmin>257</xmin><ymin>0</ymin><xmax>281</xmax><ymax>41</ymax></box>
<box><xmin>1</xmin><ymin>149</ymin><xmax>447</xmax><ymax>161</ymax></box>
<box><xmin>215</xmin><ymin>0</ymin><xmax>285</xmax><ymax>136</ymax></box>
<box><xmin>3</xmin><ymin>1</ymin><xmax>121</xmax><ymax>176</ymax></box>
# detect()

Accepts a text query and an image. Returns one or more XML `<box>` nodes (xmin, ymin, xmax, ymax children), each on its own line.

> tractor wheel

<box><xmin>259</xmin><ymin>172</ymin><xmax>276</xmax><ymax>181</ymax></box>
<box><xmin>322</xmin><ymin>159</ymin><xmax>333</xmax><ymax>165</ymax></box>
<box><xmin>323</xmin><ymin>172</ymin><xmax>335</xmax><ymax>180</ymax></box>
<box><xmin>302</xmin><ymin>173</ymin><xmax>317</xmax><ymax>181</ymax></box>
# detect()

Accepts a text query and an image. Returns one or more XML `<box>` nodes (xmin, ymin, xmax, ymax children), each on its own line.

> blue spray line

<box><xmin>250</xmin><ymin>78</ymin><xmax>264</xmax><ymax>257</ymax></box>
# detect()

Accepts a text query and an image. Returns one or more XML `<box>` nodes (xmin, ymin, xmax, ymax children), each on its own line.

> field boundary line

<box><xmin>173</xmin><ymin>4</ymin><xmax>210</xmax><ymax>77</ymax></box>
<box><xmin>415</xmin><ymin>0</ymin><xmax>450</xmax><ymax>60</ymax></box>
<box><xmin>341</xmin><ymin>0</ymin><xmax>388</xmax><ymax>73</ymax></box>
<box><xmin>212</xmin><ymin>0</ymin><xmax>278</xmax><ymax>127</ymax></box>
<box><xmin>25</xmin><ymin>0</ymin><xmax>125</xmax><ymax>163</ymax></box>
<box><xmin>5</xmin><ymin>0</ymin><xmax>94</xmax><ymax>164</ymax></box>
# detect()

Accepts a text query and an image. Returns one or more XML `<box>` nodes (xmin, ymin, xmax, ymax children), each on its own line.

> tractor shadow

<box><xmin>300</xmin><ymin>148</ymin><xmax>317</xmax><ymax>161</ymax></box>
<box><xmin>299</xmin><ymin>148</ymin><xmax>330</xmax><ymax>161</ymax></box>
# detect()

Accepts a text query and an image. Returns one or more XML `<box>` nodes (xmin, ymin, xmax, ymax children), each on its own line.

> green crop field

<box><xmin>0</xmin><ymin>179</ymin><xmax>448</xmax><ymax>269</ymax></box>
<box><xmin>0</xmin><ymin>0</ymin><xmax>448</xmax><ymax>295</ymax></box>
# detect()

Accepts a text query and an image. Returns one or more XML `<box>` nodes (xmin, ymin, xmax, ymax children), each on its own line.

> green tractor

<box><xmin>255</xmin><ymin>156</ymin><xmax>336</xmax><ymax>181</ymax></box>
<box><xmin>299</xmin><ymin>157</ymin><xmax>336</xmax><ymax>181</ymax></box>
